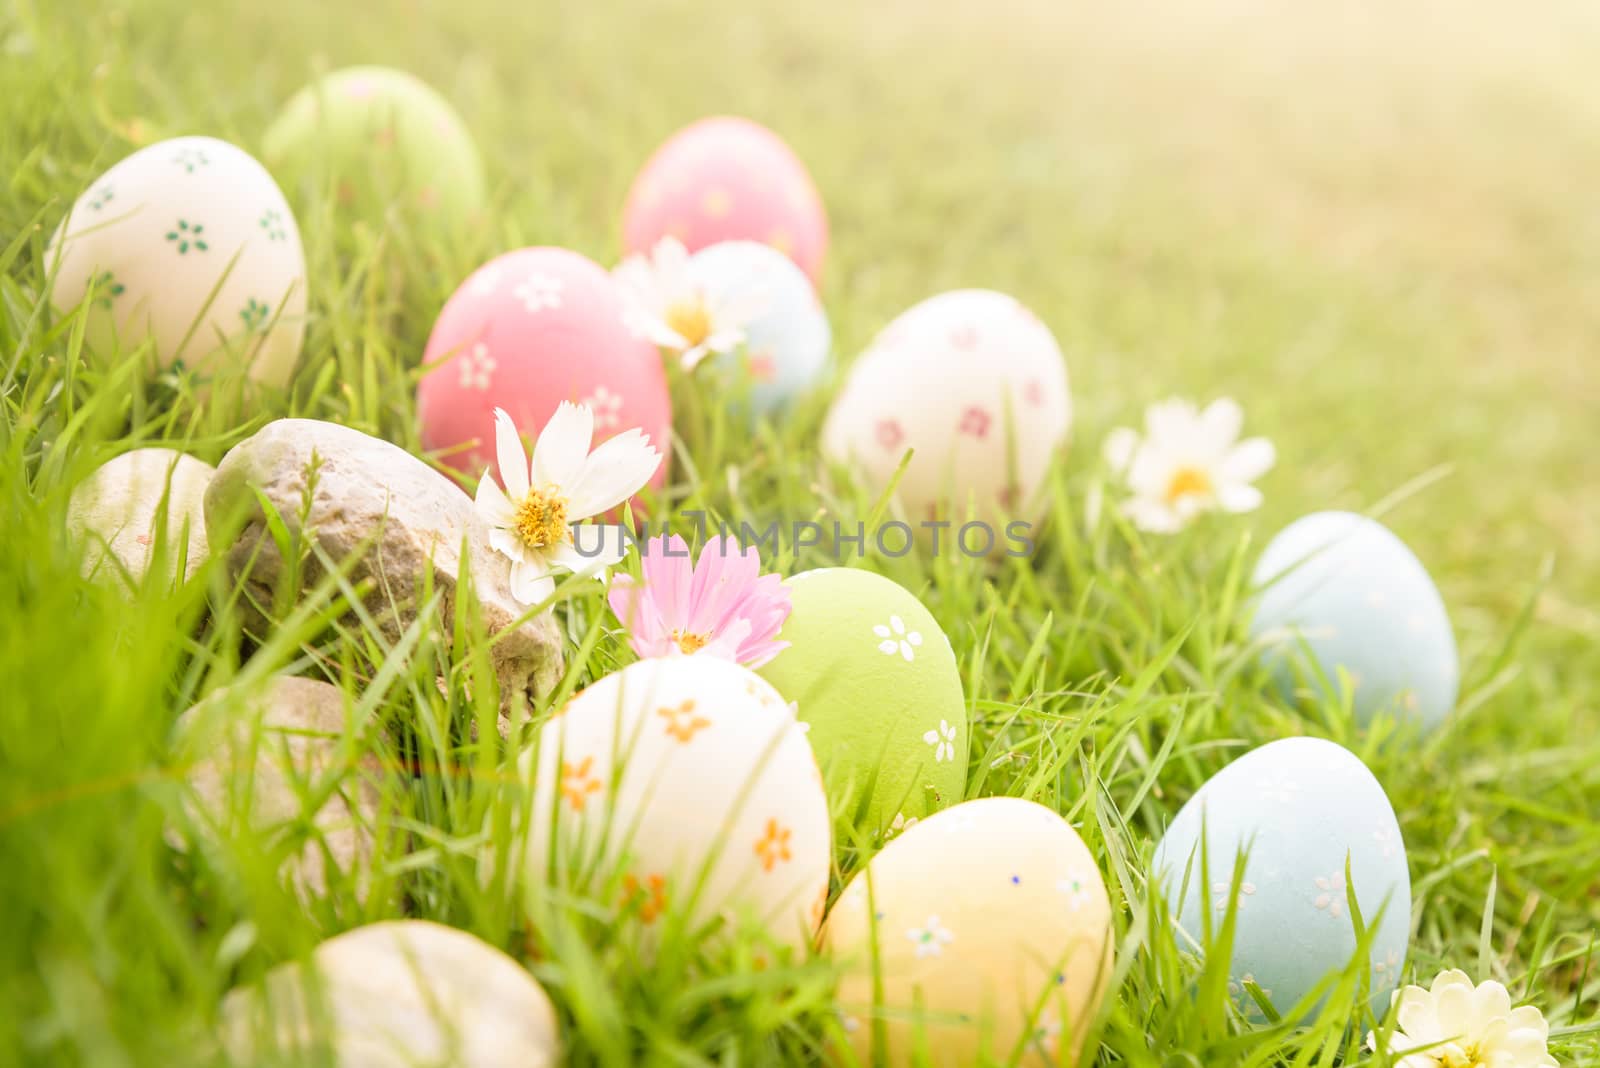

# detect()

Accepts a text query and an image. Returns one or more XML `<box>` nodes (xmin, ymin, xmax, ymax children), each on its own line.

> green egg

<box><xmin>759</xmin><ymin>568</ymin><xmax>967</xmax><ymax>839</ymax></box>
<box><xmin>263</xmin><ymin>66</ymin><xmax>487</xmax><ymax>231</ymax></box>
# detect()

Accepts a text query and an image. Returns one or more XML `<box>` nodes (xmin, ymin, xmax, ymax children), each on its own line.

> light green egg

<box><xmin>263</xmin><ymin>66</ymin><xmax>487</xmax><ymax>231</ymax></box>
<box><xmin>759</xmin><ymin>568</ymin><xmax>967</xmax><ymax>839</ymax></box>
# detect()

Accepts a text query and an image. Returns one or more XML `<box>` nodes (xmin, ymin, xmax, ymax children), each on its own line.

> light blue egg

<box><xmin>1152</xmin><ymin>737</ymin><xmax>1411</xmax><ymax>1019</ymax></box>
<box><xmin>1250</xmin><ymin>511</ymin><xmax>1459</xmax><ymax>731</ymax></box>
<box><xmin>687</xmin><ymin>240</ymin><xmax>830</xmax><ymax>418</ymax></box>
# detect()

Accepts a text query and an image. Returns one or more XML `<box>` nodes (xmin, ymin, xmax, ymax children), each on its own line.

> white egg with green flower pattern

<box><xmin>47</xmin><ymin>136</ymin><xmax>307</xmax><ymax>387</ymax></box>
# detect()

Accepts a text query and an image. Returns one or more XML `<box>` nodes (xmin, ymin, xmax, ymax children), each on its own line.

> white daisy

<box><xmin>1102</xmin><ymin>397</ymin><xmax>1276</xmax><ymax>533</ymax></box>
<box><xmin>474</xmin><ymin>404</ymin><xmax>661</xmax><ymax>606</ymax></box>
<box><xmin>1367</xmin><ymin>969</ymin><xmax>1556</xmax><ymax>1068</ymax></box>
<box><xmin>613</xmin><ymin>236</ymin><xmax>767</xmax><ymax>371</ymax></box>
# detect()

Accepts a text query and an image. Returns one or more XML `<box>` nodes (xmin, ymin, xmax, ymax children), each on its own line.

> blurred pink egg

<box><xmin>417</xmin><ymin>247</ymin><xmax>672</xmax><ymax>494</ymax></box>
<box><xmin>621</xmin><ymin>116</ymin><xmax>828</xmax><ymax>283</ymax></box>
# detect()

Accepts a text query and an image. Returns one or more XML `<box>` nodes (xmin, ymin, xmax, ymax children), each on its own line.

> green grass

<box><xmin>4</xmin><ymin>0</ymin><xmax>1599</xmax><ymax>1064</ymax></box>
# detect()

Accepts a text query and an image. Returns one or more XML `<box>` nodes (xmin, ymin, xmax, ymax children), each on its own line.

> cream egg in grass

<box><xmin>47</xmin><ymin>136</ymin><xmax>307</xmax><ymax>386</ymax></box>
<box><xmin>1250</xmin><ymin>511</ymin><xmax>1459</xmax><ymax>731</ymax></box>
<box><xmin>824</xmin><ymin>797</ymin><xmax>1114</xmax><ymax>1067</ymax></box>
<box><xmin>67</xmin><ymin>447</ymin><xmax>213</xmax><ymax>586</ymax></box>
<box><xmin>1151</xmin><ymin>737</ymin><xmax>1411</xmax><ymax>1018</ymax></box>
<box><xmin>219</xmin><ymin>920</ymin><xmax>559</xmax><ymax>1068</ymax></box>
<box><xmin>758</xmin><ymin>568</ymin><xmax>967</xmax><ymax>841</ymax></box>
<box><xmin>510</xmin><ymin>656</ymin><xmax>830</xmax><ymax>951</ymax></box>
<box><xmin>822</xmin><ymin>289</ymin><xmax>1070</xmax><ymax>537</ymax></box>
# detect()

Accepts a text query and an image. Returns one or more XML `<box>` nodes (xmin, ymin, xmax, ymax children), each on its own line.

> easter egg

<box><xmin>622</xmin><ymin>116</ymin><xmax>828</xmax><ymax>283</ymax></box>
<box><xmin>758</xmin><ymin>568</ymin><xmax>966</xmax><ymax>838</ymax></box>
<box><xmin>686</xmin><ymin>240</ymin><xmax>830</xmax><ymax>418</ymax></box>
<box><xmin>417</xmin><ymin>247</ymin><xmax>671</xmax><ymax>490</ymax></box>
<box><xmin>1151</xmin><ymin>737</ymin><xmax>1411</xmax><ymax>1017</ymax></box>
<box><xmin>1250</xmin><ymin>511</ymin><xmax>1458</xmax><ymax>730</ymax></box>
<box><xmin>824</xmin><ymin>797</ymin><xmax>1114</xmax><ymax>1067</ymax></box>
<box><xmin>515</xmin><ymin>656</ymin><xmax>830</xmax><ymax>949</ymax></box>
<box><xmin>47</xmin><ymin>136</ymin><xmax>307</xmax><ymax>385</ymax></box>
<box><xmin>263</xmin><ymin>66</ymin><xmax>486</xmax><ymax>229</ymax></box>
<box><xmin>822</xmin><ymin>290</ymin><xmax>1070</xmax><ymax>533</ymax></box>
<box><xmin>219</xmin><ymin>920</ymin><xmax>560</xmax><ymax>1067</ymax></box>
<box><xmin>67</xmin><ymin>447</ymin><xmax>213</xmax><ymax>586</ymax></box>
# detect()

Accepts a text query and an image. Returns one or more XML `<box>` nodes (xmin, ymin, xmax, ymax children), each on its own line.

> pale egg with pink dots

<box><xmin>622</xmin><ymin>116</ymin><xmax>828</xmax><ymax>284</ymax></box>
<box><xmin>47</xmin><ymin>136</ymin><xmax>307</xmax><ymax>387</ymax></box>
<box><xmin>822</xmin><ymin>289</ymin><xmax>1071</xmax><ymax>532</ymax></box>
<box><xmin>416</xmin><ymin>247</ymin><xmax>672</xmax><ymax>494</ymax></box>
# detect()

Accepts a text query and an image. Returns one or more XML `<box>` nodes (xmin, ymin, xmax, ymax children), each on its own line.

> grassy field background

<box><xmin>3</xmin><ymin>0</ymin><xmax>1598</xmax><ymax>1064</ymax></box>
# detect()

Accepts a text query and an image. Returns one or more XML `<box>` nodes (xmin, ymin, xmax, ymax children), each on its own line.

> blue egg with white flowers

<box><xmin>1249</xmin><ymin>511</ymin><xmax>1458</xmax><ymax>731</ymax></box>
<box><xmin>687</xmin><ymin>240</ymin><xmax>830</xmax><ymax>419</ymax></box>
<box><xmin>1152</xmin><ymin>737</ymin><xmax>1411</xmax><ymax>1019</ymax></box>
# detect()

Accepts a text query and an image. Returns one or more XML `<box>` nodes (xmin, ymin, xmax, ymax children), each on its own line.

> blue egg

<box><xmin>1152</xmin><ymin>737</ymin><xmax>1411</xmax><ymax>1018</ymax></box>
<box><xmin>687</xmin><ymin>240</ymin><xmax>830</xmax><ymax>418</ymax></box>
<box><xmin>1250</xmin><ymin>511</ymin><xmax>1458</xmax><ymax>731</ymax></box>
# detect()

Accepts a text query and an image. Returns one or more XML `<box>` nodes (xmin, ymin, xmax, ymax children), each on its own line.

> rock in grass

<box><xmin>67</xmin><ymin>447</ymin><xmax>214</xmax><ymax>586</ymax></box>
<box><xmin>204</xmin><ymin>419</ymin><xmax>563</xmax><ymax>719</ymax></box>
<box><xmin>172</xmin><ymin>676</ymin><xmax>387</xmax><ymax>899</ymax></box>
<box><xmin>219</xmin><ymin>920</ymin><xmax>560</xmax><ymax>1067</ymax></box>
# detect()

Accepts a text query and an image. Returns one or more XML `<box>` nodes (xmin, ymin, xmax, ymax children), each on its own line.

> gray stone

<box><xmin>172</xmin><ymin>676</ymin><xmax>387</xmax><ymax>899</ymax></box>
<box><xmin>204</xmin><ymin>419</ymin><xmax>563</xmax><ymax>721</ymax></box>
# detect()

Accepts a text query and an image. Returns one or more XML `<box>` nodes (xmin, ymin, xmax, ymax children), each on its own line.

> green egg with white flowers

<box><xmin>759</xmin><ymin>567</ymin><xmax>967</xmax><ymax>840</ymax></box>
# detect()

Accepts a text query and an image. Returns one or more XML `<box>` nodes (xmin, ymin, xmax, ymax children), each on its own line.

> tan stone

<box><xmin>218</xmin><ymin>920</ymin><xmax>560</xmax><ymax>1067</ymax></box>
<box><xmin>204</xmin><ymin>419</ymin><xmax>563</xmax><ymax>722</ymax></box>
<box><xmin>172</xmin><ymin>676</ymin><xmax>386</xmax><ymax>899</ymax></box>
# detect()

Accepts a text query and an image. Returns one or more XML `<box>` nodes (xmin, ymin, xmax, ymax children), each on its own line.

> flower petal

<box><xmin>564</xmin><ymin>428</ymin><xmax>662</xmax><ymax>518</ymax></box>
<box><xmin>1101</xmin><ymin>427</ymin><xmax>1141</xmax><ymax>473</ymax></box>
<box><xmin>1218</xmin><ymin>437</ymin><xmax>1276</xmax><ymax>483</ymax></box>
<box><xmin>532</xmin><ymin>401</ymin><xmax>594</xmax><ymax>490</ymax></box>
<box><xmin>1123</xmin><ymin>496</ymin><xmax>1185</xmax><ymax>533</ymax></box>
<box><xmin>492</xmin><ymin>408</ymin><xmax>530</xmax><ymax>502</ymax></box>
<box><xmin>1198</xmin><ymin>396</ymin><xmax>1244</xmax><ymax>455</ymax></box>
<box><xmin>474</xmin><ymin>468</ymin><xmax>517</xmax><ymax>528</ymax></box>
<box><xmin>509</xmin><ymin>555</ymin><xmax>555</xmax><ymax>607</ymax></box>
<box><xmin>1144</xmin><ymin>397</ymin><xmax>1200</xmax><ymax>446</ymax></box>
<box><xmin>553</xmin><ymin>525</ymin><xmax>630</xmax><ymax>575</ymax></box>
<box><xmin>1215</xmin><ymin>482</ymin><xmax>1264</xmax><ymax>514</ymax></box>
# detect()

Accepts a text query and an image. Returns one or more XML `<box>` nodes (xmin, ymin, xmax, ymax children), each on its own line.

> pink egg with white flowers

<box><xmin>417</xmin><ymin>248</ymin><xmax>672</xmax><ymax>493</ymax></box>
<box><xmin>622</xmin><ymin>117</ymin><xmax>827</xmax><ymax>284</ymax></box>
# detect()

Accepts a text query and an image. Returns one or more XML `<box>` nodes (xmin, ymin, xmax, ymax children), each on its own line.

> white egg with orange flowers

<box><xmin>512</xmin><ymin>656</ymin><xmax>831</xmax><ymax>951</ymax></box>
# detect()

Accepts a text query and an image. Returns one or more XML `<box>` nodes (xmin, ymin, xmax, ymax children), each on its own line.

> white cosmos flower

<box><xmin>1366</xmin><ymin>969</ymin><xmax>1556</xmax><ymax>1068</ymax></box>
<box><xmin>1101</xmin><ymin>396</ymin><xmax>1275</xmax><ymax>533</ymax></box>
<box><xmin>475</xmin><ymin>403</ymin><xmax>661</xmax><ymax>607</ymax></box>
<box><xmin>613</xmin><ymin>237</ymin><xmax>767</xmax><ymax>371</ymax></box>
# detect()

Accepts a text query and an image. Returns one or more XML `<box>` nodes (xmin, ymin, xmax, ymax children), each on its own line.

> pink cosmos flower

<box><xmin>607</xmin><ymin>534</ymin><xmax>792</xmax><ymax>668</ymax></box>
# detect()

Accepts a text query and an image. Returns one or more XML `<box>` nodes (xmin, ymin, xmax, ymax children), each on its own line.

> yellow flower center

<box><xmin>1439</xmin><ymin>1046</ymin><xmax>1487</xmax><ymax>1068</ymax></box>
<box><xmin>665</xmin><ymin>298</ymin><xmax>713</xmax><ymax>347</ymax></box>
<box><xmin>671</xmin><ymin>629</ymin><xmax>709</xmax><ymax>654</ymax></box>
<box><xmin>1164</xmin><ymin>466</ymin><xmax>1213</xmax><ymax>504</ymax></box>
<box><xmin>514</xmin><ymin>486</ymin><xmax>570</xmax><ymax>549</ymax></box>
